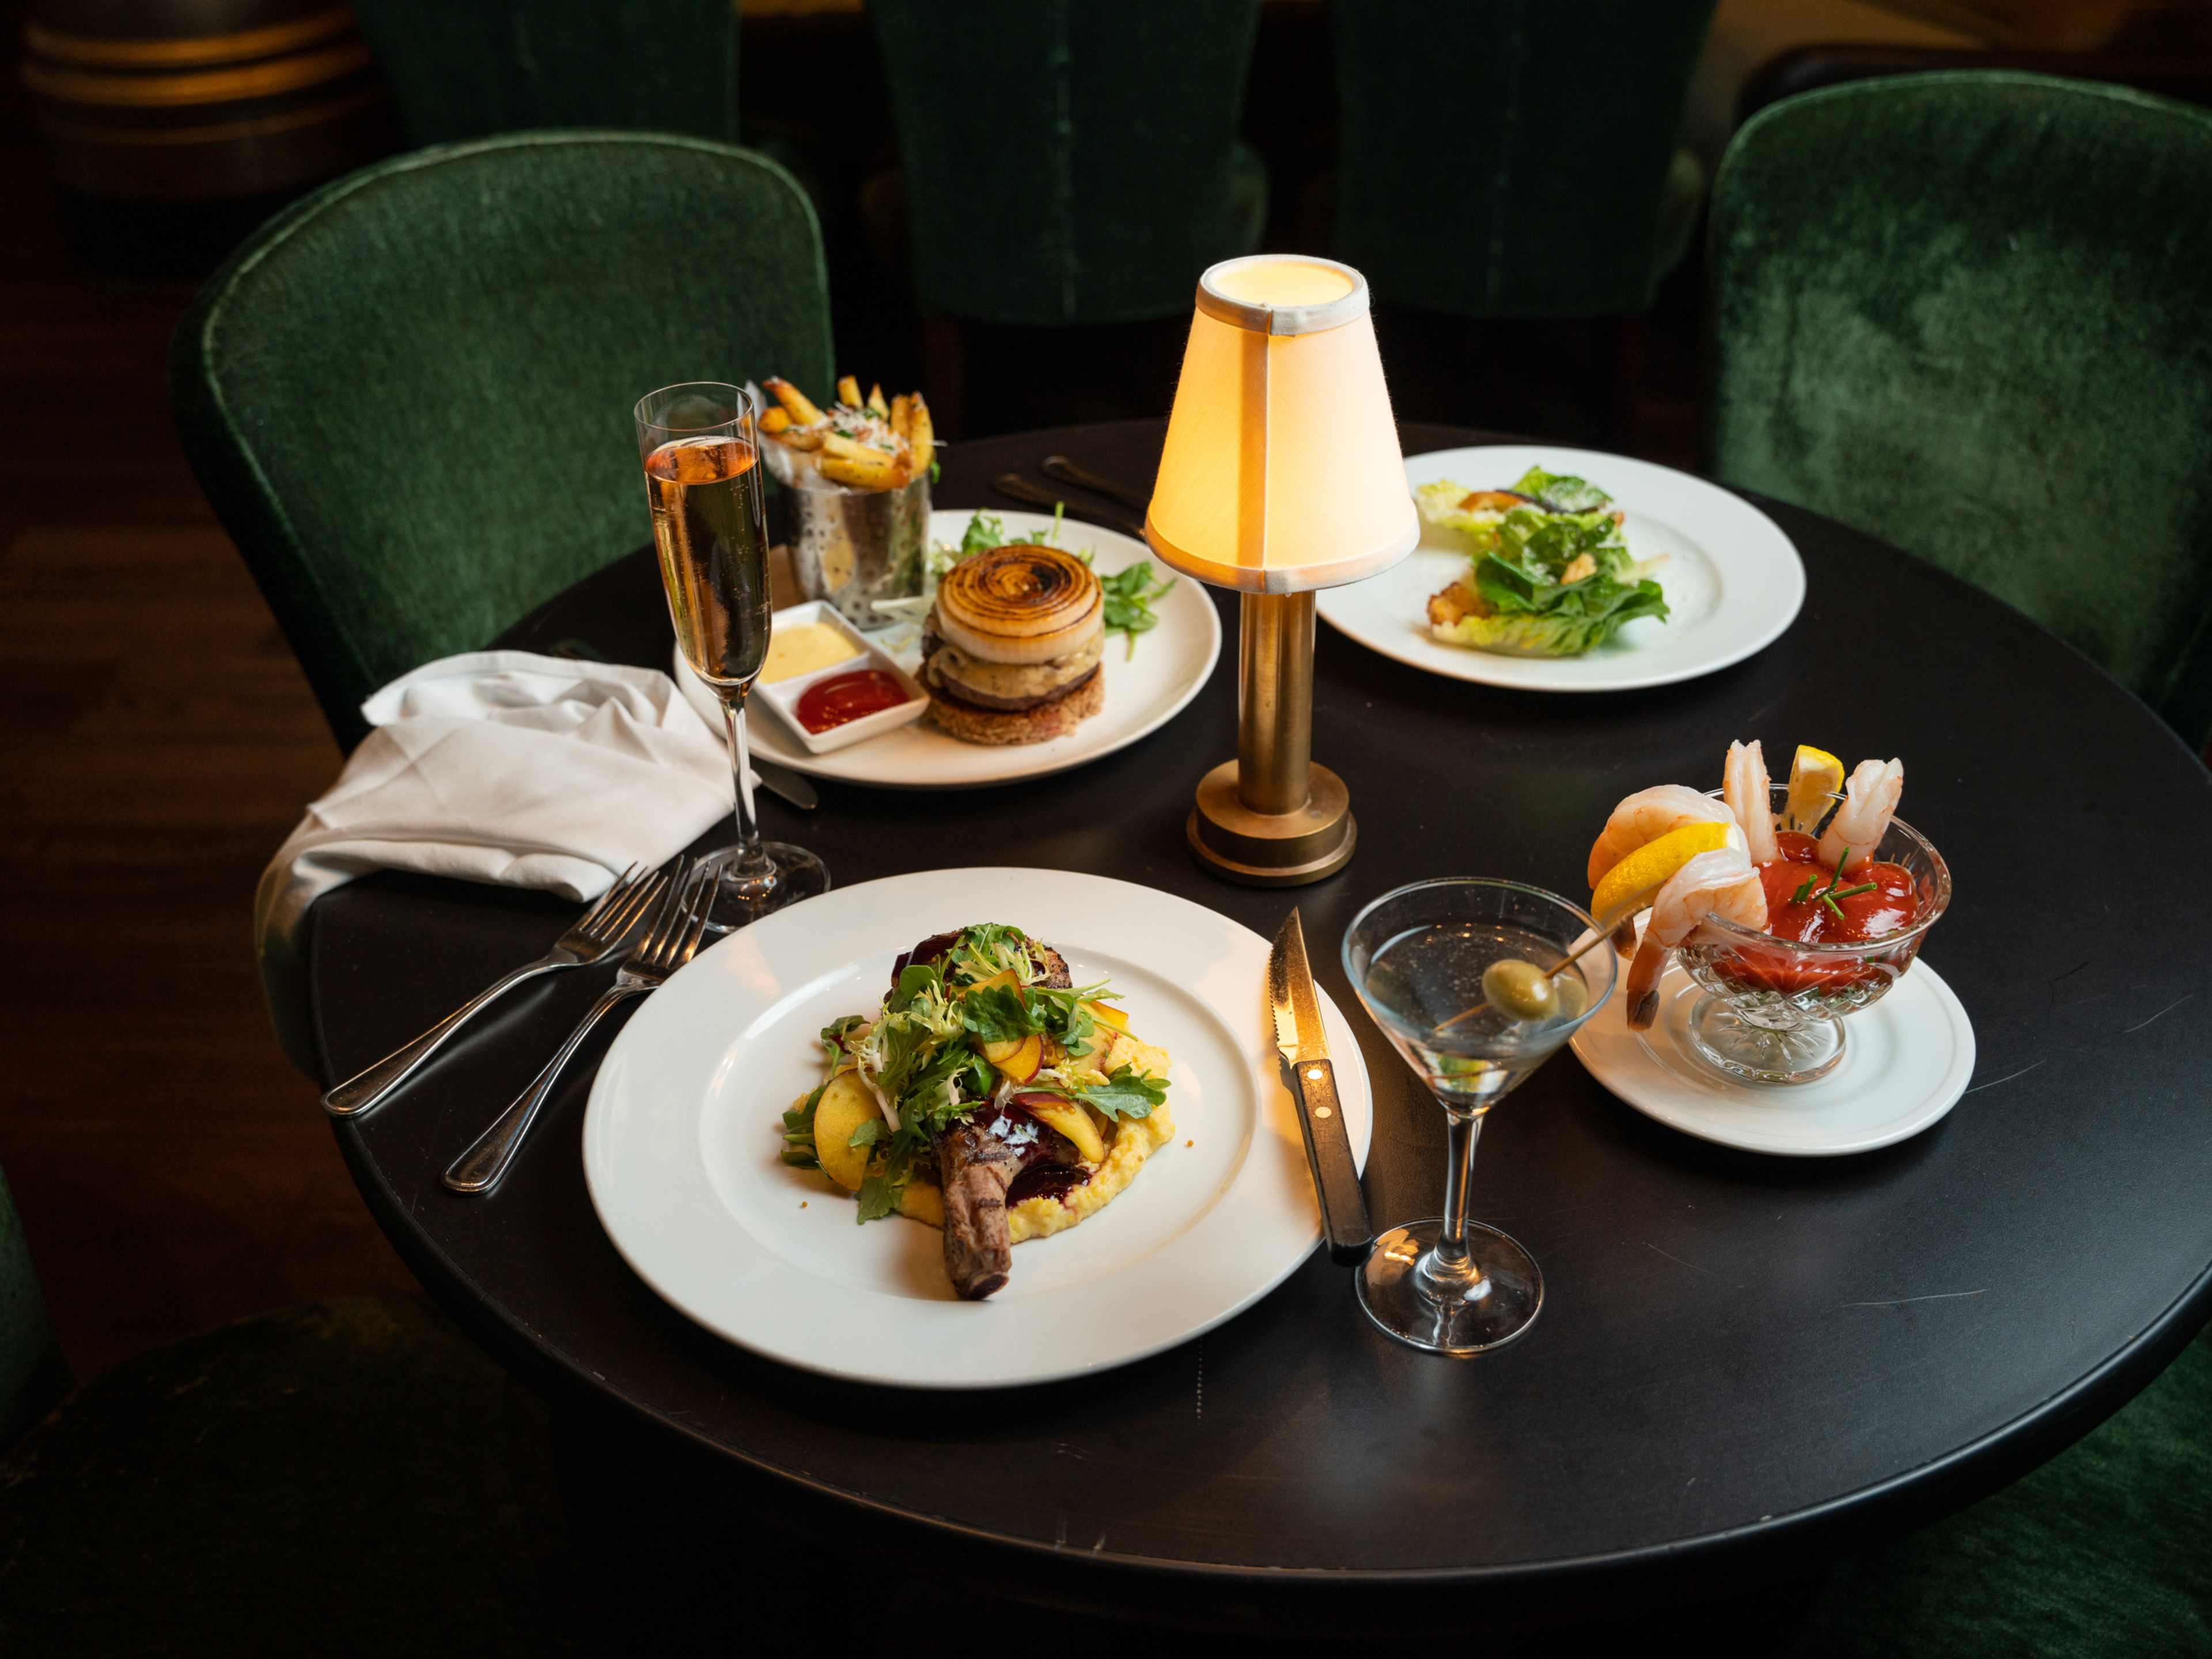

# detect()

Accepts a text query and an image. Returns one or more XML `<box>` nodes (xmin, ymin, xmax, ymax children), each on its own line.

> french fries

<box><xmin>762</xmin><ymin>377</ymin><xmax>823</xmax><ymax>426</ymax></box>
<box><xmin>754</xmin><ymin>372</ymin><xmax>938</xmax><ymax>494</ymax></box>
<box><xmin>906</xmin><ymin>392</ymin><xmax>934</xmax><ymax>478</ymax></box>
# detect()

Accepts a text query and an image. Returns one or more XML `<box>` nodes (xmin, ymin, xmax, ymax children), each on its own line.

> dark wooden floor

<box><xmin>0</xmin><ymin>152</ymin><xmax>419</xmax><ymax>1377</ymax></box>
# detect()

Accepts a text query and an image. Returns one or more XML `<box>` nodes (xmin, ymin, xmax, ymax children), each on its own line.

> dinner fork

<box><xmin>323</xmin><ymin>862</ymin><xmax>668</xmax><ymax>1120</ymax></box>
<box><xmin>442</xmin><ymin>858</ymin><xmax>715</xmax><ymax>1195</ymax></box>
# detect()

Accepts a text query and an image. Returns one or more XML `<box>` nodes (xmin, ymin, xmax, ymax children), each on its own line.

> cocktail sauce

<box><xmin>795</xmin><ymin>669</ymin><xmax>908</xmax><ymax>732</ymax></box>
<box><xmin>1756</xmin><ymin>832</ymin><xmax>1918</xmax><ymax>944</ymax></box>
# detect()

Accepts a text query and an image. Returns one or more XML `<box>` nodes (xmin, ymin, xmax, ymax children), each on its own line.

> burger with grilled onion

<box><xmin>922</xmin><ymin>544</ymin><xmax>1106</xmax><ymax>744</ymax></box>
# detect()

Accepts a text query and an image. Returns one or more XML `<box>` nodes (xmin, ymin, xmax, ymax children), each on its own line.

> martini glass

<box><xmin>1342</xmin><ymin>879</ymin><xmax>1615</xmax><ymax>1356</ymax></box>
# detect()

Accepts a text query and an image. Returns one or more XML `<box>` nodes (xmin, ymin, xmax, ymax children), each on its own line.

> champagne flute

<box><xmin>635</xmin><ymin>381</ymin><xmax>828</xmax><ymax>931</ymax></box>
<box><xmin>1342</xmin><ymin>880</ymin><xmax>1615</xmax><ymax>1355</ymax></box>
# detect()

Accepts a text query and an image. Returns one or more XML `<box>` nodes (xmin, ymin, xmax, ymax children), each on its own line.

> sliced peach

<box><xmin>1016</xmin><ymin>1093</ymin><xmax>1106</xmax><ymax>1165</ymax></box>
<box><xmin>958</xmin><ymin>966</ymin><xmax>1020</xmax><ymax>999</ymax></box>
<box><xmin>983</xmin><ymin>1032</ymin><xmax>1043</xmax><ymax>1082</ymax></box>
<box><xmin>810</xmin><ymin>1073</ymin><xmax>880</xmax><ymax>1194</ymax></box>
<box><xmin>1084</xmin><ymin>1000</ymin><xmax>1130</xmax><ymax>1032</ymax></box>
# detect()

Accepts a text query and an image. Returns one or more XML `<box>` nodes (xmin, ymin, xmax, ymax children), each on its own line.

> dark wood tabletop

<box><xmin>308</xmin><ymin>418</ymin><xmax>2212</xmax><ymax>1599</ymax></box>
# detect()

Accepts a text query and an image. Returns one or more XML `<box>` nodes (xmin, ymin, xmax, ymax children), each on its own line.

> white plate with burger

<box><xmin>673</xmin><ymin>509</ymin><xmax>1222</xmax><ymax>788</ymax></box>
<box><xmin>582</xmin><ymin>867</ymin><xmax>1374</xmax><ymax>1388</ymax></box>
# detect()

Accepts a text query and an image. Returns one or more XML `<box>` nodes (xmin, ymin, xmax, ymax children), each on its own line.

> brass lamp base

<box><xmin>1187</xmin><ymin>759</ymin><xmax>1357</xmax><ymax>887</ymax></box>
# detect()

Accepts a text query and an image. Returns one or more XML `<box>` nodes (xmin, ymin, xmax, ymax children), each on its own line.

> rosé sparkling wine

<box><xmin>646</xmin><ymin>435</ymin><xmax>770</xmax><ymax>692</ymax></box>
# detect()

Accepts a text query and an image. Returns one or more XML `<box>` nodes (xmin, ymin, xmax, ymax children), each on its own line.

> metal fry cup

<box><xmin>785</xmin><ymin>471</ymin><xmax>931</xmax><ymax>629</ymax></box>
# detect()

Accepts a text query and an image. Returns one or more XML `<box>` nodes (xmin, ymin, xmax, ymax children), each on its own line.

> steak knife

<box><xmin>1269</xmin><ymin>908</ymin><xmax>1373</xmax><ymax>1266</ymax></box>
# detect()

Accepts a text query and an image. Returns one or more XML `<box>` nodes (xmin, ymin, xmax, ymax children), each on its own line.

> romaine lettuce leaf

<box><xmin>1509</xmin><ymin>467</ymin><xmax>1612</xmax><ymax>513</ymax></box>
<box><xmin>1414</xmin><ymin>480</ymin><xmax>1506</xmax><ymax>550</ymax></box>
<box><xmin>1431</xmin><ymin>578</ymin><xmax>1668</xmax><ymax>656</ymax></box>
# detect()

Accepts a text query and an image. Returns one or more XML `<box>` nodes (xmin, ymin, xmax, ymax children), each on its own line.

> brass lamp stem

<box><xmin>1187</xmin><ymin>589</ymin><xmax>1355</xmax><ymax>887</ymax></box>
<box><xmin>1237</xmin><ymin>591</ymin><xmax>1314</xmax><ymax>814</ymax></box>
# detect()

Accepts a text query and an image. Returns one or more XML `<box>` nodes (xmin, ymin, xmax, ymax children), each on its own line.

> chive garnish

<box><xmin>1821</xmin><ymin>894</ymin><xmax>1847</xmax><ymax>922</ymax></box>
<box><xmin>1821</xmin><ymin>846</ymin><xmax>1853</xmax><ymax>896</ymax></box>
<box><xmin>1831</xmin><ymin>881</ymin><xmax>1877</xmax><ymax>901</ymax></box>
<box><xmin>1790</xmin><ymin>875</ymin><xmax>1817</xmax><ymax>906</ymax></box>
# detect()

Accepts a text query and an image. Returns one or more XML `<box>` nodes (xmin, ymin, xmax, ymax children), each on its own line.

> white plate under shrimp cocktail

<box><xmin>1580</xmin><ymin>742</ymin><xmax>1953</xmax><ymax>1084</ymax></box>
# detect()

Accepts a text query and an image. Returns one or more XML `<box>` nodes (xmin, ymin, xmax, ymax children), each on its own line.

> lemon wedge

<box><xmin>1590</xmin><ymin>820</ymin><xmax>1738</xmax><ymax>923</ymax></box>
<box><xmin>1785</xmin><ymin>745</ymin><xmax>1846</xmax><ymax>833</ymax></box>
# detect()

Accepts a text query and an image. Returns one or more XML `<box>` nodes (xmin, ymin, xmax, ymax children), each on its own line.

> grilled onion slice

<box><xmin>934</xmin><ymin>545</ymin><xmax>1104</xmax><ymax>666</ymax></box>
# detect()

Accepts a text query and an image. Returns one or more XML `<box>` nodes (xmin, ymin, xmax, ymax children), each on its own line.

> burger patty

<box><xmin>925</xmin><ymin>656</ymin><xmax>1100</xmax><ymax>713</ymax></box>
<box><xmin>919</xmin><ymin>625</ymin><xmax>1103</xmax><ymax>712</ymax></box>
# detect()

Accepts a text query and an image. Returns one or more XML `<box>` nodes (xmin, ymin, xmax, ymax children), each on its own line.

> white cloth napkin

<box><xmin>255</xmin><ymin>650</ymin><xmax>741</xmax><ymax>1073</ymax></box>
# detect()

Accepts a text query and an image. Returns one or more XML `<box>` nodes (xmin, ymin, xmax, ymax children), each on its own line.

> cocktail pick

<box><xmin>1438</xmin><ymin>924</ymin><xmax>1619</xmax><ymax>1031</ymax></box>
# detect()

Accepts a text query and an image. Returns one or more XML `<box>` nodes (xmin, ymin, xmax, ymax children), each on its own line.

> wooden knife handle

<box><xmin>1286</xmin><ymin>1057</ymin><xmax>1372</xmax><ymax>1265</ymax></box>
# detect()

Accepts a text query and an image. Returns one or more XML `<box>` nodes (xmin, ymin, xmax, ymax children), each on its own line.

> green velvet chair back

<box><xmin>1708</xmin><ymin>74</ymin><xmax>2212</xmax><ymax>747</ymax></box>
<box><xmin>172</xmin><ymin>132</ymin><xmax>832</xmax><ymax>748</ymax></box>
<box><xmin>1</xmin><ymin>1162</ymin><xmax>65</xmax><ymax>1449</ymax></box>
<box><xmin>869</xmin><ymin>0</ymin><xmax>1266</xmax><ymax>325</ymax></box>
<box><xmin>1331</xmin><ymin>0</ymin><xmax>1718</xmax><ymax>318</ymax></box>
<box><xmin>349</xmin><ymin>0</ymin><xmax>738</xmax><ymax>146</ymax></box>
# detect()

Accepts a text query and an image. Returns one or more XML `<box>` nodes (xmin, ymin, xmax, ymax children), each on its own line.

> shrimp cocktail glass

<box><xmin>636</xmin><ymin>382</ymin><xmax>828</xmax><ymax>930</ymax></box>
<box><xmin>1343</xmin><ymin>879</ymin><xmax>1615</xmax><ymax>1356</ymax></box>
<box><xmin>1675</xmin><ymin>782</ymin><xmax>1950</xmax><ymax>1084</ymax></box>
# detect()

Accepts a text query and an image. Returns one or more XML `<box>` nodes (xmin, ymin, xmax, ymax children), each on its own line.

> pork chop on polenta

<box><xmin>778</xmin><ymin>923</ymin><xmax>1173</xmax><ymax>1300</ymax></box>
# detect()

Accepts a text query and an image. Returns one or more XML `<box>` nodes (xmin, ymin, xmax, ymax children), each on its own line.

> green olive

<box><xmin>1482</xmin><ymin>957</ymin><xmax>1558</xmax><ymax>1023</ymax></box>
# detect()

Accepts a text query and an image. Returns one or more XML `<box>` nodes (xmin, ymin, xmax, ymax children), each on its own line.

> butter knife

<box><xmin>1269</xmin><ymin>908</ymin><xmax>1373</xmax><ymax>1265</ymax></box>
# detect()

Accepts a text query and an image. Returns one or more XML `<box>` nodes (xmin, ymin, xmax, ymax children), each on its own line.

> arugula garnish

<box><xmin>959</xmin><ymin>981</ymin><xmax>1099</xmax><ymax>1058</ymax></box>
<box><xmin>1070</xmin><ymin>1066</ymin><xmax>1167</xmax><ymax>1120</ymax></box>
<box><xmin>778</xmin><ymin>1078</ymin><xmax>828</xmax><ymax>1168</ymax></box>
<box><xmin>891</xmin><ymin>961</ymin><xmax>942</xmax><ymax>1011</ymax></box>
<box><xmin>1099</xmin><ymin>562</ymin><xmax>1177</xmax><ymax>658</ymax></box>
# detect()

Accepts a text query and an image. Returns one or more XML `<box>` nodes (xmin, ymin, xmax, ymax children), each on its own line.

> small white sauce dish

<box><xmin>753</xmin><ymin>601</ymin><xmax>928</xmax><ymax>755</ymax></box>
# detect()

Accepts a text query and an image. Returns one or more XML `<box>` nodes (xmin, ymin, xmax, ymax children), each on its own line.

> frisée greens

<box><xmin>1418</xmin><ymin>466</ymin><xmax>1667</xmax><ymax>657</ymax></box>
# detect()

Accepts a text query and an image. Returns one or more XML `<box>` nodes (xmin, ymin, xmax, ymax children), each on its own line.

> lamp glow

<box><xmin>1145</xmin><ymin>256</ymin><xmax>1415</xmax><ymax>885</ymax></box>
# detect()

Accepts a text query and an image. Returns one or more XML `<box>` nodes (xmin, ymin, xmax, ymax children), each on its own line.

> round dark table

<box><xmin>311</xmin><ymin>419</ymin><xmax>2212</xmax><ymax>1608</ymax></box>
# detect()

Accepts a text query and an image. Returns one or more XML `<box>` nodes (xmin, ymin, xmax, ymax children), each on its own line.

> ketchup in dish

<box><xmin>796</xmin><ymin>669</ymin><xmax>909</xmax><ymax>733</ymax></box>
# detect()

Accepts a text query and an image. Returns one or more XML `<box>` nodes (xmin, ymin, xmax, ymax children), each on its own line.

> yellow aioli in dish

<box><xmin>760</xmin><ymin>623</ymin><xmax>861</xmax><ymax>684</ymax></box>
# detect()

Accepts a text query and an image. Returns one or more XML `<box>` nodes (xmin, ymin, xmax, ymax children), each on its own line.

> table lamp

<box><xmin>1145</xmin><ymin>256</ymin><xmax>1416</xmax><ymax>885</ymax></box>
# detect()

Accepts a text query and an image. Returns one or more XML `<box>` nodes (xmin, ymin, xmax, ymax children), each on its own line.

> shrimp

<box><xmin>1722</xmin><ymin>740</ymin><xmax>1779</xmax><ymax>865</ymax></box>
<box><xmin>1623</xmin><ymin>846</ymin><xmax>1770</xmax><ymax>1030</ymax></box>
<box><xmin>1817</xmin><ymin>758</ymin><xmax>1904</xmax><ymax>876</ymax></box>
<box><xmin>1585</xmin><ymin>785</ymin><xmax>1736</xmax><ymax>888</ymax></box>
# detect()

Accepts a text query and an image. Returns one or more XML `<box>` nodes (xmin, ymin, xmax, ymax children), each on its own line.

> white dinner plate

<box><xmin>1315</xmin><ymin>445</ymin><xmax>1805</xmax><ymax>692</ymax></box>
<box><xmin>676</xmin><ymin>509</ymin><xmax>1220</xmax><ymax>787</ymax></box>
<box><xmin>581</xmin><ymin>868</ymin><xmax>1373</xmax><ymax>1388</ymax></box>
<box><xmin>1571</xmin><ymin>944</ymin><xmax>1975</xmax><ymax>1157</ymax></box>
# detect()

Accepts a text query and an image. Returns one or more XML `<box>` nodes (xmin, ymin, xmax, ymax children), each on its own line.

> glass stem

<box><xmin>721</xmin><ymin>694</ymin><xmax>773</xmax><ymax>884</ymax></box>
<box><xmin>1421</xmin><ymin>1104</ymin><xmax>1487</xmax><ymax>1301</ymax></box>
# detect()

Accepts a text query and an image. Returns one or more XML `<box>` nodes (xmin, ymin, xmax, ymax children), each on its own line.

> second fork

<box><xmin>442</xmin><ymin>859</ymin><xmax>715</xmax><ymax>1195</ymax></box>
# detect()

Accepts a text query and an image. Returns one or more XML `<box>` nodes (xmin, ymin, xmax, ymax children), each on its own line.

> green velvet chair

<box><xmin>867</xmin><ymin>0</ymin><xmax>1268</xmax><ymax>327</ymax></box>
<box><xmin>1331</xmin><ymin>0</ymin><xmax>1719</xmax><ymax>318</ymax></box>
<box><xmin>172</xmin><ymin>131</ymin><xmax>832</xmax><ymax>749</ymax></box>
<box><xmin>349</xmin><ymin>0</ymin><xmax>738</xmax><ymax>146</ymax></box>
<box><xmin>0</xmin><ymin>1164</ymin><xmax>573</xmax><ymax>1653</ymax></box>
<box><xmin>1708</xmin><ymin>73</ymin><xmax>2212</xmax><ymax>748</ymax></box>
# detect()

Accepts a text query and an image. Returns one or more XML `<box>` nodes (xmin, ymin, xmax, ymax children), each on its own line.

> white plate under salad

<box><xmin>1315</xmin><ymin>445</ymin><xmax>1805</xmax><ymax>693</ymax></box>
<box><xmin>675</xmin><ymin>509</ymin><xmax>1220</xmax><ymax>789</ymax></box>
<box><xmin>581</xmin><ymin>868</ymin><xmax>1374</xmax><ymax>1389</ymax></box>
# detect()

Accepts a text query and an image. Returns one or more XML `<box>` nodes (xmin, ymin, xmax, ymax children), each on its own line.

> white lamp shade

<box><xmin>1145</xmin><ymin>256</ymin><xmax>1418</xmax><ymax>594</ymax></box>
